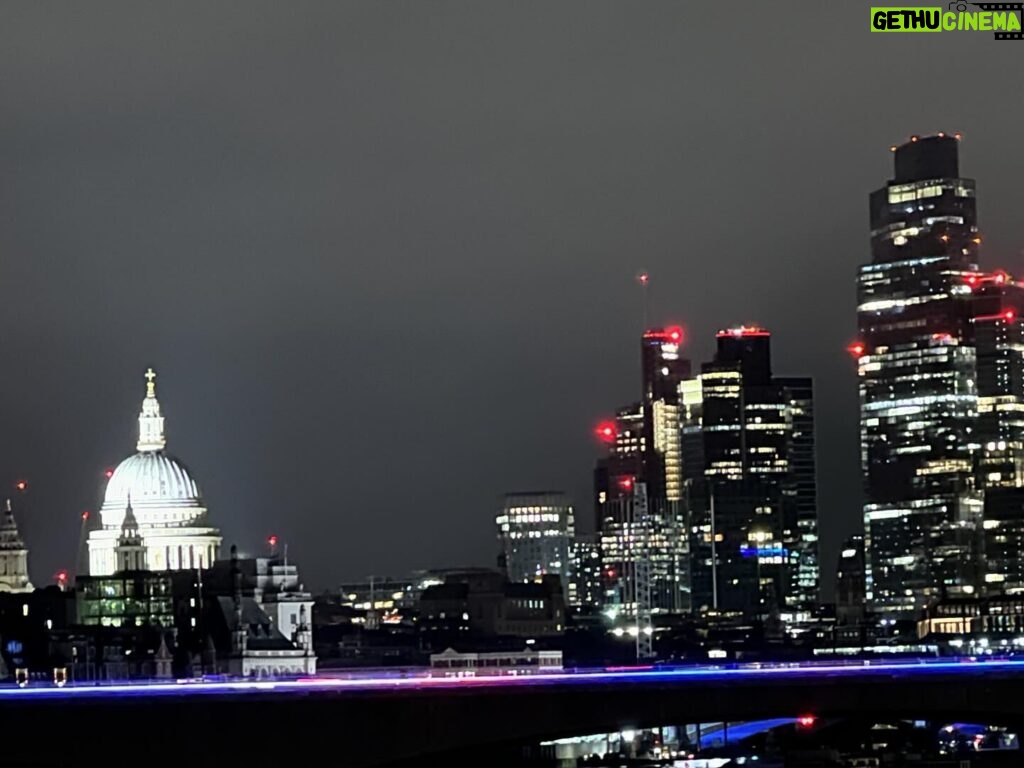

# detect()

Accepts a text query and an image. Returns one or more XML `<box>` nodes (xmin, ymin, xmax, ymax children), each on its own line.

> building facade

<box><xmin>858</xmin><ymin>134</ymin><xmax>983</xmax><ymax>618</ymax></box>
<box><xmin>496</xmin><ymin>492</ymin><xmax>575</xmax><ymax>596</ymax></box>
<box><xmin>683</xmin><ymin>327</ymin><xmax>818</xmax><ymax>620</ymax></box>
<box><xmin>594</xmin><ymin>328</ymin><xmax>692</xmax><ymax>619</ymax></box>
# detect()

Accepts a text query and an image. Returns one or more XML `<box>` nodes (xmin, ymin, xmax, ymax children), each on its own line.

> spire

<box><xmin>137</xmin><ymin>367</ymin><xmax>167</xmax><ymax>452</ymax></box>
<box><xmin>120</xmin><ymin>494</ymin><xmax>140</xmax><ymax>539</ymax></box>
<box><xmin>0</xmin><ymin>499</ymin><xmax>32</xmax><ymax>592</ymax></box>
<box><xmin>0</xmin><ymin>498</ymin><xmax>25</xmax><ymax>548</ymax></box>
<box><xmin>115</xmin><ymin>493</ymin><xmax>146</xmax><ymax>571</ymax></box>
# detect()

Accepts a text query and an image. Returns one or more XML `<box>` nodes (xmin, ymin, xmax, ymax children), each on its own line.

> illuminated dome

<box><xmin>87</xmin><ymin>368</ymin><xmax>221</xmax><ymax>575</ymax></box>
<box><xmin>102</xmin><ymin>452</ymin><xmax>202</xmax><ymax>516</ymax></box>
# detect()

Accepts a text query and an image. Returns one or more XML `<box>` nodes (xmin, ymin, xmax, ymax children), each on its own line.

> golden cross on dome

<box><xmin>145</xmin><ymin>367</ymin><xmax>157</xmax><ymax>397</ymax></box>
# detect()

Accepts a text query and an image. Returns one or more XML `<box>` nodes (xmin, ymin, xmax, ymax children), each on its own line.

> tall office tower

<box><xmin>683</xmin><ymin>326</ymin><xmax>818</xmax><ymax>620</ymax></box>
<box><xmin>972</xmin><ymin>275</ymin><xmax>1024</xmax><ymax>593</ymax></box>
<box><xmin>858</xmin><ymin>134</ymin><xmax>982</xmax><ymax>620</ymax></box>
<box><xmin>496</xmin><ymin>492</ymin><xmax>575</xmax><ymax>596</ymax></box>
<box><xmin>593</xmin><ymin>327</ymin><xmax>692</xmax><ymax>618</ymax></box>
<box><xmin>640</xmin><ymin>326</ymin><xmax>689</xmax><ymax>502</ymax></box>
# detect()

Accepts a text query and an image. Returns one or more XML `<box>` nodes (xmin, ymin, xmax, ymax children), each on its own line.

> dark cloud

<box><xmin>1</xmin><ymin>1</ymin><xmax>1021</xmax><ymax>592</ymax></box>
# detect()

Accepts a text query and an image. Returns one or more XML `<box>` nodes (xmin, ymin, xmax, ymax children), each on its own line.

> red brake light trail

<box><xmin>797</xmin><ymin>715</ymin><xmax>816</xmax><ymax>729</ymax></box>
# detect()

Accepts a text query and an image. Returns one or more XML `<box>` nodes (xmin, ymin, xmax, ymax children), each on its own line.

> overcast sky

<box><xmin>1</xmin><ymin>2</ymin><xmax>1022</xmax><ymax>592</ymax></box>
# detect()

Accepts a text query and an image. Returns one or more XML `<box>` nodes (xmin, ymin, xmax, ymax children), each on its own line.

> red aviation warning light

<box><xmin>104</xmin><ymin>468</ymin><xmax>114</xmax><ymax>479</ymax></box>
<box><xmin>1006</xmin><ymin>309</ymin><xmax>1017</xmax><ymax>322</ymax></box>
<box><xmin>637</xmin><ymin>272</ymin><xmax>649</xmax><ymax>286</ymax></box>
<box><xmin>14</xmin><ymin>480</ymin><xmax>27</xmax><ymax>492</ymax></box>
<box><xmin>268</xmin><ymin>535</ymin><xmax>279</xmax><ymax>548</ymax></box>
<box><xmin>81</xmin><ymin>510</ymin><xmax>90</xmax><ymax>522</ymax></box>
<box><xmin>595</xmin><ymin>421</ymin><xmax>617</xmax><ymax>443</ymax></box>
<box><xmin>847</xmin><ymin>342</ymin><xmax>866</xmax><ymax>358</ymax></box>
<box><xmin>643</xmin><ymin>326</ymin><xmax>685</xmax><ymax>344</ymax></box>
<box><xmin>618</xmin><ymin>476</ymin><xmax>634</xmax><ymax>491</ymax></box>
<box><xmin>55</xmin><ymin>570</ymin><xmax>69</xmax><ymax>590</ymax></box>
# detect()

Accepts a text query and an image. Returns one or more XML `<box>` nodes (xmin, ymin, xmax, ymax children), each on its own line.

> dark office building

<box><xmin>858</xmin><ymin>134</ymin><xmax>982</xmax><ymax>619</ymax></box>
<box><xmin>836</xmin><ymin>536</ymin><xmax>867</xmax><ymax>626</ymax></box>
<box><xmin>683</xmin><ymin>326</ymin><xmax>818</xmax><ymax>620</ymax></box>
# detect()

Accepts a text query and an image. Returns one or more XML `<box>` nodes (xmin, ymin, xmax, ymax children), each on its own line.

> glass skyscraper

<box><xmin>683</xmin><ymin>327</ymin><xmax>818</xmax><ymax>620</ymax></box>
<box><xmin>858</xmin><ymin>134</ymin><xmax>983</xmax><ymax>619</ymax></box>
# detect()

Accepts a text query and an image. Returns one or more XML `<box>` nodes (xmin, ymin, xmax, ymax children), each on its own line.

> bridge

<box><xmin>4</xmin><ymin>658</ymin><xmax>1024</xmax><ymax>767</ymax></box>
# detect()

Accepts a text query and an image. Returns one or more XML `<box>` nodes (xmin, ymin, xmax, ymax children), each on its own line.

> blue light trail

<box><xmin>2</xmin><ymin>657</ymin><xmax>1023</xmax><ymax>700</ymax></box>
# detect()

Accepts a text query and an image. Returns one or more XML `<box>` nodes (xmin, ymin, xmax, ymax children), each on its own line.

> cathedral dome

<box><xmin>97</xmin><ymin>368</ymin><xmax>209</xmax><ymax>529</ymax></box>
<box><xmin>103</xmin><ymin>451</ymin><xmax>202</xmax><ymax>511</ymax></box>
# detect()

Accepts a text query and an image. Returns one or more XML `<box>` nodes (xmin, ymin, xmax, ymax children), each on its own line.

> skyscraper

<box><xmin>857</xmin><ymin>134</ymin><xmax>982</xmax><ymax>619</ymax></box>
<box><xmin>971</xmin><ymin>275</ymin><xmax>1024</xmax><ymax>594</ymax></box>
<box><xmin>496</xmin><ymin>492</ymin><xmax>575</xmax><ymax>596</ymax></box>
<box><xmin>594</xmin><ymin>327</ymin><xmax>691</xmax><ymax>618</ymax></box>
<box><xmin>683</xmin><ymin>326</ymin><xmax>818</xmax><ymax>620</ymax></box>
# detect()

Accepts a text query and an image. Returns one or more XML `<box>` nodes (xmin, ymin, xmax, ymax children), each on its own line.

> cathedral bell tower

<box><xmin>0</xmin><ymin>499</ymin><xmax>33</xmax><ymax>592</ymax></box>
<box><xmin>114</xmin><ymin>495</ymin><xmax>147</xmax><ymax>572</ymax></box>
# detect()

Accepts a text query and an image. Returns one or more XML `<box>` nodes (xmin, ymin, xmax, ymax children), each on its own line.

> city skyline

<box><xmin>2</xmin><ymin>3</ymin><xmax>1024</xmax><ymax>591</ymax></box>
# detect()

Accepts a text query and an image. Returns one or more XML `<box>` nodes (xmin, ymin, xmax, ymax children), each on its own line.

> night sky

<box><xmin>1</xmin><ymin>2</ymin><xmax>1022</xmax><ymax>593</ymax></box>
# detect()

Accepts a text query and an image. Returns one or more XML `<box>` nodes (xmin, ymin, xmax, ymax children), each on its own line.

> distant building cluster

<box><xmin>10</xmin><ymin>132</ymin><xmax>1024</xmax><ymax>678</ymax></box>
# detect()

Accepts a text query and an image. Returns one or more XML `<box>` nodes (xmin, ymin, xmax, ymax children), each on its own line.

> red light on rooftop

<box><xmin>910</xmin><ymin>135</ymin><xmax>919</xmax><ymax>142</ymax></box>
<box><xmin>618</xmin><ymin>477</ymin><xmax>634</xmax><ymax>491</ymax></box>
<box><xmin>55</xmin><ymin>570</ymin><xmax>68</xmax><ymax>586</ymax></box>
<box><xmin>81</xmin><ymin>511</ymin><xmax>90</xmax><ymax>522</ymax></box>
<box><xmin>717</xmin><ymin>325</ymin><xmax>770</xmax><ymax>339</ymax></box>
<box><xmin>595</xmin><ymin>421</ymin><xmax>617</xmax><ymax>443</ymax></box>
<box><xmin>644</xmin><ymin>326</ymin><xmax>684</xmax><ymax>344</ymax></box>
<box><xmin>104</xmin><ymin>468</ymin><xmax>114</xmax><ymax>479</ymax></box>
<box><xmin>268</xmin><ymin>535</ymin><xmax>279</xmax><ymax>548</ymax></box>
<box><xmin>637</xmin><ymin>272</ymin><xmax>649</xmax><ymax>286</ymax></box>
<box><xmin>14</xmin><ymin>481</ymin><xmax>27</xmax><ymax>492</ymax></box>
<box><xmin>954</xmin><ymin>132</ymin><xmax>963</xmax><ymax>140</ymax></box>
<box><xmin>847</xmin><ymin>342</ymin><xmax>866</xmax><ymax>358</ymax></box>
